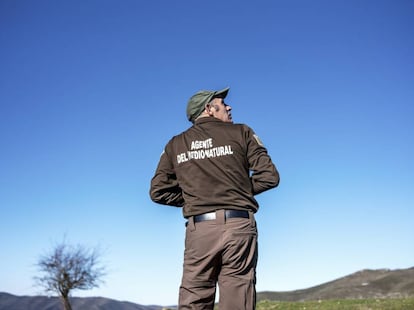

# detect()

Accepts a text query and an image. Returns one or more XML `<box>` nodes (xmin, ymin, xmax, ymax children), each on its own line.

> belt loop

<box><xmin>217</xmin><ymin>209</ymin><xmax>225</xmax><ymax>225</ymax></box>
<box><xmin>249</xmin><ymin>210</ymin><xmax>256</xmax><ymax>228</ymax></box>
<box><xmin>188</xmin><ymin>216</ymin><xmax>196</xmax><ymax>231</ymax></box>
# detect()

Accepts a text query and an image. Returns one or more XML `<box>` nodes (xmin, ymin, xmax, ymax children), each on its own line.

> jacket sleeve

<box><xmin>150</xmin><ymin>148</ymin><xmax>184</xmax><ymax>207</ymax></box>
<box><xmin>245</xmin><ymin>126</ymin><xmax>280</xmax><ymax>195</ymax></box>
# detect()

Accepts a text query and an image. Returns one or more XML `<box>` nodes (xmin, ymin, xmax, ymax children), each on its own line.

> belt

<box><xmin>193</xmin><ymin>210</ymin><xmax>249</xmax><ymax>223</ymax></box>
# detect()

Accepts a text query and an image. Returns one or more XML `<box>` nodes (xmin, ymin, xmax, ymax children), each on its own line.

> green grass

<box><xmin>255</xmin><ymin>298</ymin><xmax>414</xmax><ymax>310</ymax></box>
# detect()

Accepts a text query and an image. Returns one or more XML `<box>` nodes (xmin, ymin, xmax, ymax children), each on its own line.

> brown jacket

<box><xmin>150</xmin><ymin>117</ymin><xmax>279</xmax><ymax>218</ymax></box>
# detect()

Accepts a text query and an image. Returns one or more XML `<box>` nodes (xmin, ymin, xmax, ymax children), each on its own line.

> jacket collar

<box><xmin>194</xmin><ymin>117</ymin><xmax>223</xmax><ymax>125</ymax></box>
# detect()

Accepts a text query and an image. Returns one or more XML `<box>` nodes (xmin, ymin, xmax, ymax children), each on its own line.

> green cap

<box><xmin>186</xmin><ymin>87</ymin><xmax>230</xmax><ymax>123</ymax></box>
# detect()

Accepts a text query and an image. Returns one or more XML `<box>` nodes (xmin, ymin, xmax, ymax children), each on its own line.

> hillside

<box><xmin>257</xmin><ymin>267</ymin><xmax>414</xmax><ymax>302</ymax></box>
<box><xmin>1</xmin><ymin>267</ymin><xmax>413</xmax><ymax>309</ymax></box>
<box><xmin>0</xmin><ymin>293</ymin><xmax>165</xmax><ymax>310</ymax></box>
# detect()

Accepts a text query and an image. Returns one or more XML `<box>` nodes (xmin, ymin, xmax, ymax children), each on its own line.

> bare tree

<box><xmin>34</xmin><ymin>240</ymin><xmax>106</xmax><ymax>310</ymax></box>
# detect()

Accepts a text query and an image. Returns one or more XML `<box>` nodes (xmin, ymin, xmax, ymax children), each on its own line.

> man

<box><xmin>150</xmin><ymin>87</ymin><xmax>279</xmax><ymax>310</ymax></box>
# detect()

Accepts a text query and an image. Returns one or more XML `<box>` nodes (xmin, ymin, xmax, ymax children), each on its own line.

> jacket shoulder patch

<box><xmin>253</xmin><ymin>134</ymin><xmax>264</xmax><ymax>146</ymax></box>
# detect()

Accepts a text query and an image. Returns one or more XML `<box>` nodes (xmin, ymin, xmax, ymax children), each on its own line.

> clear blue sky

<box><xmin>1</xmin><ymin>0</ymin><xmax>413</xmax><ymax>306</ymax></box>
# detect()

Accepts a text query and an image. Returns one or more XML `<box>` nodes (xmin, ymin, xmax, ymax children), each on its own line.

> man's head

<box><xmin>186</xmin><ymin>87</ymin><xmax>232</xmax><ymax>123</ymax></box>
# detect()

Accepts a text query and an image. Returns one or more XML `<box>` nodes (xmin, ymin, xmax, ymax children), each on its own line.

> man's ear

<box><xmin>205</xmin><ymin>104</ymin><xmax>214</xmax><ymax>116</ymax></box>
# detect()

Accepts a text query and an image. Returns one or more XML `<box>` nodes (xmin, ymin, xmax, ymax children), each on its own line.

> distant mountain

<box><xmin>0</xmin><ymin>293</ymin><xmax>168</xmax><ymax>310</ymax></box>
<box><xmin>257</xmin><ymin>267</ymin><xmax>414</xmax><ymax>302</ymax></box>
<box><xmin>2</xmin><ymin>267</ymin><xmax>413</xmax><ymax>309</ymax></box>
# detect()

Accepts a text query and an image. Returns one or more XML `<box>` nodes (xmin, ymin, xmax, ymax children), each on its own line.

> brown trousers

<box><xmin>179</xmin><ymin>210</ymin><xmax>258</xmax><ymax>310</ymax></box>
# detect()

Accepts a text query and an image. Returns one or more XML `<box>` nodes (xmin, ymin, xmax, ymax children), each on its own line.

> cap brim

<box><xmin>213</xmin><ymin>87</ymin><xmax>230</xmax><ymax>99</ymax></box>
